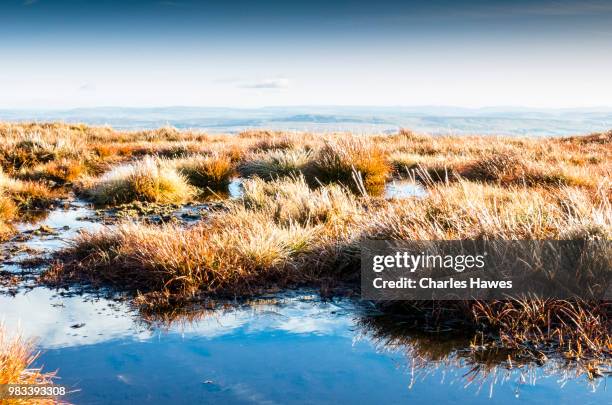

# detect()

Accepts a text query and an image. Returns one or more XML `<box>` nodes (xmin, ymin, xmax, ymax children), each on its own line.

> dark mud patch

<box><xmin>85</xmin><ymin>200</ymin><xmax>226</xmax><ymax>225</ymax></box>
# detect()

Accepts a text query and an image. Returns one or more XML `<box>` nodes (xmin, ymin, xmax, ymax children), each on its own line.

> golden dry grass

<box><xmin>238</xmin><ymin>149</ymin><xmax>313</xmax><ymax>180</ymax></box>
<box><xmin>171</xmin><ymin>153</ymin><xmax>235</xmax><ymax>190</ymax></box>
<box><xmin>0</xmin><ymin>175</ymin><xmax>55</xmax><ymax>211</ymax></box>
<box><xmin>1</xmin><ymin>121</ymin><xmax>608</xmax><ymax>198</ymax></box>
<box><xmin>48</xmin><ymin>175</ymin><xmax>610</xmax><ymax>293</ymax></box>
<box><xmin>304</xmin><ymin>136</ymin><xmax>391</xmax><ymax>194</ymax></box>
<box><xmin>0</xmin><ymin>194</ymin><xmax>18</xmax><ymax>241</ymax></box>
<box><xmin>85</xmin><ymin>157</ymin><xmax>195</xmax><ymax>205</ymax></box>
<box><xmin>46</xmin><ymin>176</ymin><xmax>359</xmax><ymax>300</ymax></box>
<box><xmin>1</xmin><ymin>121</ymin><xmax>609</xmax><ymax>359</ymax></box>
<box><xmin>0</xmin><ymin>324</ymin><xmax>57</xmax><ymax>404</ymax></box>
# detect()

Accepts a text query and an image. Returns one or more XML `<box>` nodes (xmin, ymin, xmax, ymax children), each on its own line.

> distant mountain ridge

<box><xmin>1</xmin><ymin>106</ymin><xmax>611</xmax><ymax>136</ymax></box>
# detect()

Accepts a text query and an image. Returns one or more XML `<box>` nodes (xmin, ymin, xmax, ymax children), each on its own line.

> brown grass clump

<box><xmin>0</xmin><ymin>131</ymin><xmax>84</xmax><ymax>173</ymax></box>
<box><xmin>368</xmin><ymin>179</ymin><xmax>610</xmax><ymax>239</ymax></box>
<box><xmin>0</xmin><ymin>222</ymin><xmax>15</xmax><ymax>242</ymax></box>
<box><xmin>172</xmin><ymin>154</ymin><xmax>235</xmax><ymax>190</ymax></box>
<box><xmin>240</xmin><ymin>175</ymin><xmax>364</xmax><ymax>226</ymax></box>
<box><xmin>249</xmin><ymin>135</ymin><xmax>296</xmax><ymax>152</ymax></box>
<box><xmin>238</xmin><ymin>149</ymin><xmax>313</xmax><ymax>180</ymax></box>
<box><xmin>20</xmin><ymin>159</ymin><xmax>89</xmax><ymax>185</ymax></box>
<box><xmin>0</xmin><ymin>169</ymin><xmax>55</xmax><ymax>210</ymax></box>
<box><xmin>360</xmin><ymin>309</ymin><xmax>610</xmax><ymax>389</ymax></box>
<box><xmin>86</xmin><ymin>157</ymin><xmax>194</xmax><ymax>205</ymax></box>
<box><xmin>0</xmin><ymin>195</ymin><xmax>17</xmax><ymax>241</ymax></box>
<box><xmin>562</xmin><ymin>129</ymin><xmax>611</xmax><ymax>145</ymax></box>
<box><xmin>458</xmin><ymin>151</ymin><xmax>523</xmax><ymax>183</ymax></box>
<box><xmin>471</xmin><ymin>298</ymin><xmax>611</xmax><ymax>359</ymax></box>
<box><xmin>46</xmin><ymin>211</ymin><xmax>319</xmax><ymax>301</ymax></box>
<box><xmin>457</xmin><ymin>151</ymin><xmax>595</xmax><ymax>188</ymax></box>
<box><xmin>304</xmin><ymin>136</ymin><xmax>390</xmax><ymax>194</ymax></box>
<box><xmin>367</xmin><ymin>296</ymin><xmax>611</xmax><ymax>362</ymax></box>
<box><xmin>0</xmin><ymin>324</ymin><xmax>57</xmax><ymax>403</ymax></box>
<box><xmin>0</xmin><ymin>194</ymin><xmax>18</xmax><ymax>222</ymax></box>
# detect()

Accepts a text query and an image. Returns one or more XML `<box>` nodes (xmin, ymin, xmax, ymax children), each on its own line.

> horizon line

<box><xmin>2</xmin><ymin>104</ymin><xmax>612</xmax><ymax>112</ymax></box>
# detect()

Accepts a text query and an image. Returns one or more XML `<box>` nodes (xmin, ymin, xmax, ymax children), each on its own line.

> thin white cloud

<box><xmin>23</xmin><ymin>0</ymin><xmax>38</xmax><ymax>5</ymax></box>
<box><xmin>79</xmin><ymin>82</ymin><xmax>95</xmax><ymax>92</ymax></box>
<box><xmin>241</xmin><ymin>78</ymin><xmax>290</xmax><ymax>89</ymax></box>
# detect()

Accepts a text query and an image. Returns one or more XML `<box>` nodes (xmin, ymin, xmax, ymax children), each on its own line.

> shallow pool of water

<box><xmin>384</xmin><ymin>180</ymin><xmax>427</xmax><ymax>199</ymax></box>
<box><xmin>16</xmin><ymin>201</ymin><xmax>103</xmax><ymax>251</ymax></box>
<box><xmin>0</xmin><ymin>288</ymin><xmax>608</xmax><ymax>404</ymax></box>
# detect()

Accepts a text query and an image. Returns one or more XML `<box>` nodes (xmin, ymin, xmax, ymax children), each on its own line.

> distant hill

<box><xmin>1</xmin><ymin>106</ymin><xmax>611</xmax><ymax>136</ymax></box>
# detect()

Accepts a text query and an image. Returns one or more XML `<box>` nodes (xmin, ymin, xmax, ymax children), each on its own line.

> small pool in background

<box><xmin>228</xmin><ymin>178</ymin><xmax>428</xmax><ymax>200</ymax></box>
<box><xmin>1</xmin><ymin>288</ymin><xmax>608</xmax><ymax>404</ymax></box>
<box><xmin>384</xmin><ymin>180</ymin><xmax>427</xmax><ymax>199</ymax></box>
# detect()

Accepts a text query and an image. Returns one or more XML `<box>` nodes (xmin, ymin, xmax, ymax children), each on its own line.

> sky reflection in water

<box><xmin>1</xmin><ymin>288</ymin><xmax>609</xmax><ymax>404</ymax></box>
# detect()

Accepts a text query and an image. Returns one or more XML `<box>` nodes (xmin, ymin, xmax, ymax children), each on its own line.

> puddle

<box><xmin>228</xmin><ymin>178</ymin><xmax>244</xmax><ymax>199</ymax></box>
<box><xmin>230</xmin><ymin>178</ymin><xmax>425</xmax><ymax>200</ymax></box>
<box><xmin>384</xmin><ymin>180</ymin><xmax>427</xmax><ymax>199</ymax></box>
<box><xmin>1</xmin><ymin>201</ymin><xmax>102</xmax><ymax>275</ymax></box>
<box><xmin>16</xmin><ymin>201</ymin><xmax>102</xmax><ymax>252</ymax></box>
<box><xmin>1</xmin><ymin>288</ymin><xmax>608</xmax><ymax>404</ymax></box>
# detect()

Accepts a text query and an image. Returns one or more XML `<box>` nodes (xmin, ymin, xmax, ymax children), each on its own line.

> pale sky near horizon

<box><xmin>1</xmin><ymin>0</ymin><xmax>611</xmax><ymax>109</ymax></box>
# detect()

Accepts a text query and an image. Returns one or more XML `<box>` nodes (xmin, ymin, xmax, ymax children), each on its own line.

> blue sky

<box><xmin>1</xmin><ymin>0</ymin><xmax>611</xmax><ymax>108</ymax></box>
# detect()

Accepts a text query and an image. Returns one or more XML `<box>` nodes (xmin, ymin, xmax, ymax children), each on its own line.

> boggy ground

<box><xmin>0</xmin><ymin>122</ymin><xmax>610</xmax><ymax>373</ymax></box>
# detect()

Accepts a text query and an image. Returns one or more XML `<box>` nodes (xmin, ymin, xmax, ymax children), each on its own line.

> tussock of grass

<box><xmin>87</xmin><ymin>156</ymin><xmax>194</xmax><ymax>205</ymax></box>
<box><xmin>19</xmin><ymin>158</ymin><xmax>89</xmax><ymax>185</ymax></box>
<box><xmin>0</xmin><ymin>222</ymin><xmax>14</xmax><ymax>242</ymax></box>
<box><xmin>458</xmin><ymin>151</ymin><xmax>522</xmax><ymax>182</ymax></box>
<box><xmin>172</xmin><ymin>154</ymin><xmax>235</xmax><ymax>190</ymax></box>
<box><xmin>0</xmin><ymin>131</ymin><xmax>83</xmax><ymax>172</ymax></box>
<box><xmin>0</xmin><ymin>168</ymin><xmax>56</xmax><ymax>240</ymax></box>
<box><xmin>238</xmin><ymin>149</ymin><xmax>313</xmax><ymax>180</ymax></box>
<box><xmin>47</xmin><ymin>209</ymin><xmax>320</xmax><ymax>300</ymax></box>
<box><xmin>369</xmin><ymin>180</ymin><xmax>610</xmax><ymax>239</ymax></box>
<box><xmin>304</xmin><ymin>137</ymin><xmax>390</xmax><ymax>194</ymax></box>
<box><xmin>0</xmin><ymin>194</ymin><xmax>18</xmax><ymax>222</ymax></box>
<box><xmin>457</xmin><ymin>151</ymin><xmax>594</xmax><ymax>188</ymax></box>
<box><xmin>241</xmin><ymin>175</ymin><xmax>364</xmax><ymax>226</ymax></box>
<box><xmin>0</xmin><ymin>169</ymin><xmax>55</xmax><ymax>210</ymax></box>
<box><xmin>249</xmin><ymin>135</ymin><xmax>296</xmax><ymax>152</ymax></box>
<box><xmin>0</xmin><ymin>324</ymin><xmax>56</xmax><ymax>391</ymax></box>
<box><xmin>0</xmin><ymin>195</ymin><xmax>17</xmax><ymax>241</ymax></box>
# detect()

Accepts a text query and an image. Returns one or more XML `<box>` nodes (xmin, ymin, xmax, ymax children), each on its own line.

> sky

<box><xmin>0</xmin><ymin>0</ymin><xmax>611</xmax><ymax>109</ymax></box>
